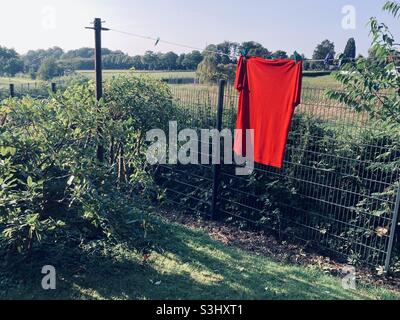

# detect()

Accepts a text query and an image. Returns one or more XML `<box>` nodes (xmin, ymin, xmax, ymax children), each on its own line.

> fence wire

<box><xmin>0</xmin><ymin>81</ymin><xmax>66</xmax><ymax>100</ymax></box>
<box><xmin>159</xmin><ymin>83</ymin><xmax>400</xmax><ymax>270</ymax></box>
<box><xmin>2</xmin><ymin>78</ymin><xmax>399</xmax><ymax>270</ymax></box>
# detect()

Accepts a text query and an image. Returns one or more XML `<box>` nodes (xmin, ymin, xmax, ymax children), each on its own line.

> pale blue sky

<box><xmin>0</xmin><ymin>0</ymin><xmax>397</xmax><ymax>57</ymax></box>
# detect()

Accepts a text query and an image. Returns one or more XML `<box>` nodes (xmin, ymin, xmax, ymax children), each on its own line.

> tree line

<box><xmin>0</xmin><ymin>38</ymin><xmax>358</xmax><ymax>80</ymax></box>
<box><xmin>196</xmin><ymin>38</ymin><xmax>357</xmax><ymax>82</ymax></box>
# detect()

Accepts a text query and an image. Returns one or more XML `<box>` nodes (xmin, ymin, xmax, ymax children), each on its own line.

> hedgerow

<box><xmin>0</xmin><ymin>75</ymin><xmax>177</xmax><ymax>261</ymax></box>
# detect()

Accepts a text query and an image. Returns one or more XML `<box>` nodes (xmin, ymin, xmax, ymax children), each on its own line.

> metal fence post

<box><xmin>9</xmin><ymin>84</ymin><xmax>15</xmax><ymax>98</ymax></box>
<box><xmin>211</xmin><ymin>79</ymin><xmax>226</xmax><ymax>220</ymax></box>
<box><xmin>51</xmin><ymin>82</ymin><xmax>57</xmax><ymax>93</ymax></box>
<box><xmin>384</xmin><ymin>182</ymin><xmax>400</xmax><ymax>273</ymax></box>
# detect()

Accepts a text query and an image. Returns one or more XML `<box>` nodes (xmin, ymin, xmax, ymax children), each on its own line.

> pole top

<box><xmin>90</xmin><ymin>18</ymin><xmax>109</xmax><ymax>31</ymax></box>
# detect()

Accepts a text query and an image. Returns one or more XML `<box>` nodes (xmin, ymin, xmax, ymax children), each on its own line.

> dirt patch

<box><xmin>157</xmin><ymin>208</ymin><xmax>400</xmax><ymax>293</ymax></box>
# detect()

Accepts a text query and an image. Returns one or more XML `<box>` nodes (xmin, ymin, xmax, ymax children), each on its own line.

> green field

<box><xmin>77</xmin><ymin>70</ymin><xmax>197</xmax><ymax>80</ymax></box>
<box><xmin>0</xmin><ymin>76</ymin><xmax>40</xmax><ymax>89</ymax></box>
<box><xmin>1</xmin><ymin>71</ymin><xmax>340</xmax><ymax>92</ymax></box>
<box><xmin>77</xmin><ymin>70</ymin><xmax>340</xmax><ymax>88</ymax></box>
<box><xmin>303</xmin><ymin>75</ymin><xmax>340</xmax><ymax>89</ymax></box>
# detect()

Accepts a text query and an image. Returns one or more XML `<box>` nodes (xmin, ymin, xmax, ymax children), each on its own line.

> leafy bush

<box><xmin>326</xmin><ymin>1</ymin><xmax>400</xmax><ymax>268</ymax></box>
<box><xmin>0</xmin><ymin>75</ymin><xmax>175</xmax><ymax>260</ymax></box>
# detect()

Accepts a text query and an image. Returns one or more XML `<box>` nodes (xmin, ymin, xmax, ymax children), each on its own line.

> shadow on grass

<box><xmin>0</xmin><ymin>217</ymin><xmax>396</xmax><ymax>300</ymax></box>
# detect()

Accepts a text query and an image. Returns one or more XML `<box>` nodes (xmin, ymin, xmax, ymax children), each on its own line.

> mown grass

<box><xmin>1</xmin><ymin>214</ymin><xmax>398</xmax><ymax>300</ymax></box>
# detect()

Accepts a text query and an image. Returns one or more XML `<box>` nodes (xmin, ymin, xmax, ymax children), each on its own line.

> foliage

<box><xmin>324</xmin><ymin>1</ymin><xmax>400</xmax><ymax>270</ymax></box>
<box><xmin>328</xmin><ymin>2</ymin><xmax>400</xmax><ymax>127</ymax></box>
<box><xmin>343</xmin><ymin>38</ymin><xmax>357</xmax><ymax>61</ymax></box>
<box><xmin>37</xmin><ymin>58</ymin><xmax>64</xmax><ymax>80</ymax></box>
<box><xmin>181</xmin><ymin>51</ymin><xmax>203</xmax><ymax>70</ymax></box>
<box><xmin>104</xmin><ymin>74</ymin><xmax>183</xmax><ymax>184</ymax></box>
<box><xmin>0</xmin><ymin>75</ymin><xmax>174</xmax><ymax>260</ymax></box>
<box><xmin>0</xmin><ymin>46</ymin><xmax>24</xmax><ymax>77</ymax></box>
<box><xmin>312</xmin><ymin>40</ymin><xmax>336</xmax><ymax>69</ymax></box>
<box><xmin>196</xmin><ymin>56</ymin><xmax>236</xmax><ymax>84</ymax></box>
<box><xmin>240</xmin><ymin>41</ymin><xmax>271</xmax><ymax>58</ymax></box>
<box><xmin>156</xmin><ymin>91</ymin><xmax>399</xmax><ymax>269</ymax></box>
<box><xmin>23</xmin><ymin>47</ymin><xmax>65</xmax><ymax>78</ymax></box>
<box><xmin>272</xmin><ymin>50</ymin><xmax>289</xmax><ymax>59</ymax></box>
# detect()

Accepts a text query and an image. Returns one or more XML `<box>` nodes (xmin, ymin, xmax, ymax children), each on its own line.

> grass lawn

<box><xmin>1</xmin><ymin>214</ymin><xmax>398</xmax><ymax>300</ymax></box>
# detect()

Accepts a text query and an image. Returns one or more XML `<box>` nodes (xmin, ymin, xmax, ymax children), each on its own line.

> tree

<box><xmin>132</xmin><ymin>55</ymin><xmax>144</xmax><ymax>70</ymax></box>
<box><xmin>343</xmin><ymin>38</ymin><xmax>356</xmax><ymax>60</ymax></box>
<box><xmin>216</xmin><ymin>41</ymin><xmax>239</xmax><ymax>64</ymax></box>
<box><xmin>196</xmin><ymin>56</ymin><xmax>220</xmax><ymax>83</ymax></box>
<box><xmin>141</xmin><ymin>51</ymin><xmax>159</xmax><ymax>70</ymax></box>
<box><xmin>182</xmin><ymin>51</ymin><xmax>203</xmax><ymax>70</ymax></box>
<box><xmin>176</xmin><ymin>54</ymin><xmax>186</xmax><ymax>70</ymax></box>
<box><xmin>313</xmin><ymin>40</ymin><xmax>336</xmax><ymax>59</ymax></box>
<box><xmin>160</xmin><ymin>52</ymin><xmax>179</xmax><ymax>70</ymax></box>
<box><xmin>23</xmin><ymin>47</ymin><xmax>65</xmax><ymax>76</ymax></box>
<box><xmin>240</xmin><ymin>41</ymin><xmax>271</xmax><ymax>59</ymax></box>
<box><xmin>327</xmin><ymin>1</ymin><xmax>400</xmax><ymax>125</ymax></box>
<box><xmin>312</xmin><ymin>40</ymin><xmax>335</xmax><ymax>69</ymax></box>
<box><xmin>37</xmin><ymin>58</ymin><xmax>63</xmax><ymax>80</ymax></box>
<box><xmin>272</xmin><ymin>50</ymin><xmax>288</xmax><ymax>59</ymax></box>
<box><xmin>0</xmin><ymin>46</ymin><xmax>24</xmax><ymax>76</ymax></box>
<box><xmin>3</xmin><ymin>58</ymin><xmax>24</xmax><ymax>76</ymax></box>
<box><xmin>61</xmin><ymin>47</ymin><xmax>93</xmax><ymax>59</ymax></box>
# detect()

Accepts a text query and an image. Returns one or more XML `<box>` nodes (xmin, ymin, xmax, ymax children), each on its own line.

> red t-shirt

<box><xmin>234</xmin><ymin>56</ymin><xmax>302</xmax><ymax>168</ymax></box>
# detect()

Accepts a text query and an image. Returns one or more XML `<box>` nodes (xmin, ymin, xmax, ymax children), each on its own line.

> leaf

<box><xmin>67</xmin><ymin>175</ymin><xmax>75</xmax><ymax>186</ymax></box>
<box><xmin>0</xmin><ymin>146</ymin><xmax>16</xmax><ymax>157</ymax></box>
<box><xmin>376</xmin><ymin>227</ymin><xmax>389</xmax><ymax>237</ymax></box>
<box><xmin>27</xmin><ymin>176</ymin><xmax>33</xmax><ymax>188</ymax></box>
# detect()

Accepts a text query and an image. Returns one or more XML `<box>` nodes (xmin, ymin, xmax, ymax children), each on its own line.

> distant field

<box><xmin>1</xmin><ymin>71</ymin><xmax>340</xmax><ymax>93</ymax></box>
<box><xmin>77</xmin><ymin>70</ymin><xmax>339</xmax><ymax>89</ymax></box>
<box><xmin>303</xmin><ymin>74</ymin><xmax>340</xmax><ymax>89</ymax></box>
<box><xmin>77</xmin><ymin>70</ymin><xmax>197</xmax><ymax>80</ymax></box>
<box><xmin>0</xmin><ymin>77</ymin><xmax>39</xmax><ymax>89</ymax></box>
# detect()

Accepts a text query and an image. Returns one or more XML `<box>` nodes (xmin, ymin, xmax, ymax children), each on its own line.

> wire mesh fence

<box><xmin>2</xmin><ymin>77</ymin><xmax>399</xmax><ymax>271</ymax></box>
<box><xmin>0</xmin><ymin>80</ymin><xmax>66</xmax><ymax>100</ymax></box>
<box><xmin>158</xmin><ymin>82</ymin><xmax>400</xmax><ymax>271</ymax></box>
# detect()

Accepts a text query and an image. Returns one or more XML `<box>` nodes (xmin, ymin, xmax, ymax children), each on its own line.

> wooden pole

<box><xmin>9</xmin><ymin>84</ymin><xmax>15</xmax><ymax>98</ymax></box>
<box><xmin>86</xmin><ymin>18</ymin><xmax>109</xmax><ymax>162</ymax></box>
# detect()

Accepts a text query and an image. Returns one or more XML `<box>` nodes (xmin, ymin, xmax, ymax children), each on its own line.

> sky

<box><xmin>0</xmin><ymin>0</ymin><xmax>398</xmax><ymax>57</ymax></box>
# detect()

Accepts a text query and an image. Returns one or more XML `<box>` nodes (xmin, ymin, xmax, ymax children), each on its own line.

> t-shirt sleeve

<box><xmin>234</xmin><ymin>56</ymin><xmax>247</xmax><ymax>91</ymax></box>
<box><xmin>293</xmin><ymin>62</ymin><xmax>303</xmax><ymax>107</ymax></box>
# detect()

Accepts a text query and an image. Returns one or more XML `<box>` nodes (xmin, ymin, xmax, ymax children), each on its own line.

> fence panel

<box><xmin>0</xmin><ymin>81</ymin><xmax>66</xmax><ymax>101</ymax></box>
<box><xmin>163</xmin><ymin>83</ymin><xmax>400</xmax><ymax>270</ymax></box>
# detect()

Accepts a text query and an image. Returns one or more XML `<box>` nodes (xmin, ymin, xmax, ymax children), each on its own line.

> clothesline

<box><xmin>110</xmin><ymin>29</ymin><xmax>233</xmax><ymax>58</ymax></box>
<box><xmin>109</xmin><ymin>28</ymin><xmax>355</xmax><ymax>63</ymax></box>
